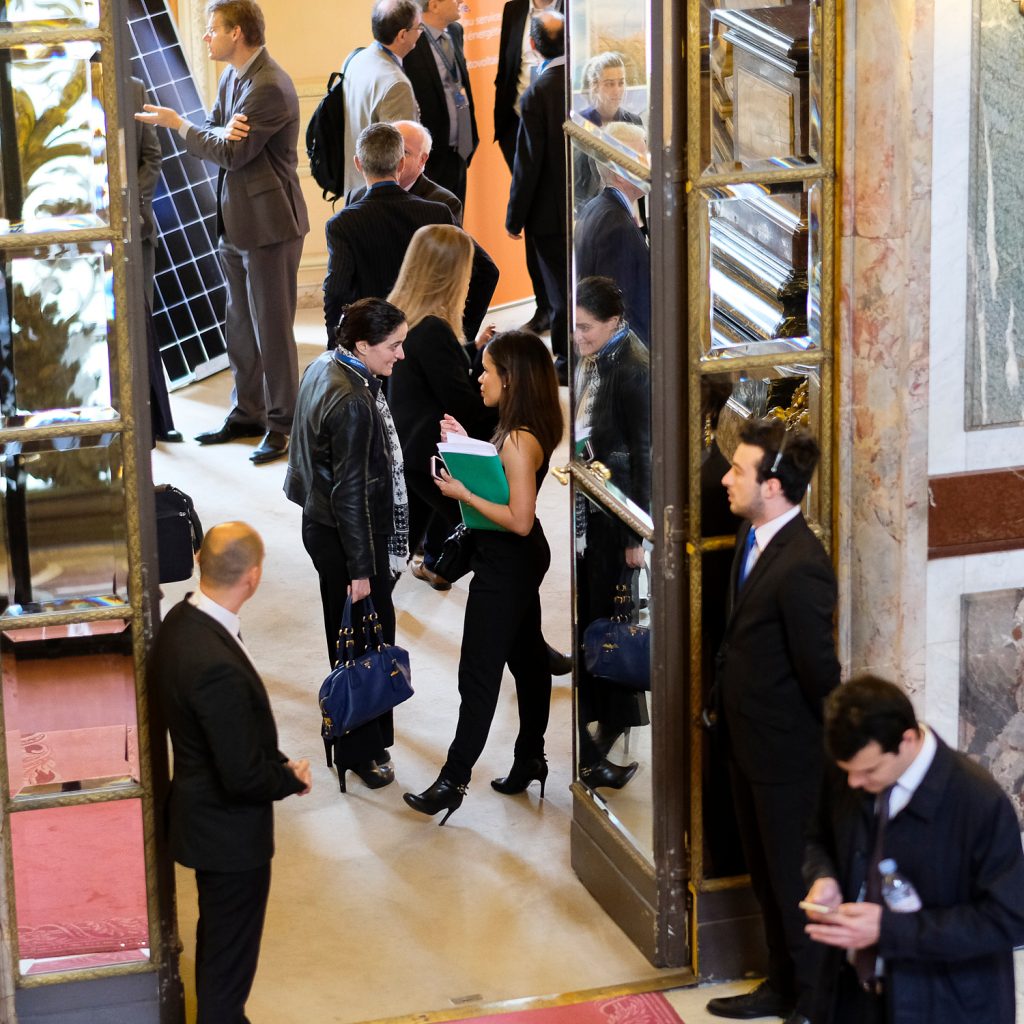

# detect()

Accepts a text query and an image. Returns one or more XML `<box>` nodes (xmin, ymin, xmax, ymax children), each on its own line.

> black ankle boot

<box><xmin>579</xmin><ymin>758</ymin><xmax>638</xmax><ymax>790</ymax></box>
<box><xmin>491</xmin><ymin>756</ymin><xmax>549</xmax><ymax>797</ymax></box>
<box><xmin>403</xmin><ymin>776</ymin><xmax>467</xmax><ymax>825</ymax></box>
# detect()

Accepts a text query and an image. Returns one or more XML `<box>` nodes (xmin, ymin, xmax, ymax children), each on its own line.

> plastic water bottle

<box><xmin>879</xmin><ymin>858</ymin><xmax>922</xmax><ymax>912</ymax></box>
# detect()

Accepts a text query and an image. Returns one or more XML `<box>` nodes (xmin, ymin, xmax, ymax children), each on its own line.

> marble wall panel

<box><xmin>960</xmin><ymin>587</ymin><xmax>1024</xmax><ymax>825</ymax></box>
<box><xmin>965</xmin><ymin>1</ymin><xmax>1024</xmax><ymax>428</ymax></box>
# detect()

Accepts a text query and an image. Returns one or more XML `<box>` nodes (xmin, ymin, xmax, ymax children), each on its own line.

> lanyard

<box><xmin>427</xmin><ymin>29</ymin><xmax>461</xmax><ymax>84</ymax></box>
<box><xmin>376</xmin><ymin>42</ymin><xmax>402</xmax><ymax>68</ymax></box>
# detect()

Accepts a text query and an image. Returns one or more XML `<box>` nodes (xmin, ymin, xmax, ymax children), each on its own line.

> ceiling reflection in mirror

<box><xmin>2</xmin><ymin>242</ymin><xmax>117</xmax><ymax>425</ymax></box>
<box><xmin>702</xmin><ymin>180</ymin><xmax>821</xmax><ymax>358</ymax></box>
<box><xmin>575</xmin><ymin>491</ymin><xmax>653</xmax><ymax>862</ymax></box>
<box><xmin>0</xmin><ymin>430</ymin><xmax>127</xmax><ymax>616</ymax></box>
<box><xmin>702</xmin><ymin>0</ymin><xmax>820</xmax><ymax>175</ymax></box>
<box><xmin>0</xmin><ymin>0</ymin><xmax>99</xmax><ymax>29</ymax></box>
<box><xmin>0</xmin><ymin>44</ymin><xmax>109</xmax><ymax>234</ymax></box>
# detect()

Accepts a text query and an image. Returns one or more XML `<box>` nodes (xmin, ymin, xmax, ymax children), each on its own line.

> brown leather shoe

<box><xmin>250</xmin><ymin>431</ymin><xmax>289</xmax><ymax>465</ymax></box>
<box><xmin>410</xmin><ymin>560</ymin><xmax>451</xmax><ymax>591</ymax></box>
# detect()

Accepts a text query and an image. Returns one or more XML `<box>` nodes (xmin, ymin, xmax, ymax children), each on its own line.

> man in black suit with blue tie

<box><xmin>708</xmin><ymin>419</ymin><xmax>840</xmax><ymax>1024</ymax></box>
<box><xmin>403</xmin><ymin>0</ymin><xmax>478</xmax><ymax>205</ymax></box>
<box><xmin>324</xmin><ymin>122</ymin><xmax>497</xmax><ymax>347</ymax></box>
<box><xmin>150</xmin><ymin>522</ymin><xmax>311</xmax><ymax>1024</ymax></box>
<box><xmin>506</xmin><ymin>10</ymin><xmax>568</xmax><ymax>382</ymax></box>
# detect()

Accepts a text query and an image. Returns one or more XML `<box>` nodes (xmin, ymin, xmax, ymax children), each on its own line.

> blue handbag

<box><xmin>582</xmin><ymin>569</ymin><xmax>650</xmax><ymax>691</ymax></box>
<box><xmin>318</xmin><ymin>595</ymin><xmax>413</xmax><ymax>738</ymax></box>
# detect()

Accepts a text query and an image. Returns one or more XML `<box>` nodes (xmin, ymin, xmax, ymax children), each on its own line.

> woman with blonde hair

<box><xmin>388</xmin><ymin>224</ymin><xmax>496</xmax><ymax>588</ymax></box>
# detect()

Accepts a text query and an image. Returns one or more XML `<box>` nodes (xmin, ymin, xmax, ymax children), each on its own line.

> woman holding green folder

<box><xmin>403</xmin><ymin>331</ymin><xmax>563</xmax><ymax>825</ymax></box>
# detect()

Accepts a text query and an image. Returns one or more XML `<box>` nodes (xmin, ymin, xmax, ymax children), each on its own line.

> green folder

<box><xmin>438</xmin><ymin>438</ymin><xmax>510</xmax><ymax>531</ymax></box>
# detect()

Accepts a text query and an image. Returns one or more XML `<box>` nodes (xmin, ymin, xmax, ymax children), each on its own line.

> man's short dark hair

<box><xmin>824</xmin><ymin>675</ymin><xmax>919</xmax><ymax>762</ymax></box>
<box><xmin>372</xmin><ymin>0</ymin><xmax>419</xmax><ymax>44</ymax></box>
<box><xmin>530</xmin><ymin>11</ymin><xmax>565</xmax><ymax>60</ymax></box>
<box><xmin>356</xmin><ymin>123</ymin><xmax>404</xmax><ymax>178</ymax></box>
<box><xmin>738</xmin><ymin>418</ymin><xmax>819</xmax><ymax>505</ymax></box>
<box><xmin>208</xmin><ymin>0</ymin><xmax>265</xmax><ymax>46</ymax></box>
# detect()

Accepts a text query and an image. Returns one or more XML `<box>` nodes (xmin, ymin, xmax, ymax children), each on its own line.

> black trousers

<box><xmin>832</xmin><ymin>962</ymin><xmax>887</xmax><ymax>1024</ymax></box>
<box><xmin>301</xmin><ymin>516</ymin><xmax>396</xmax><ymax>766</ymax></box>
<box><xmin>443</xmin><ymin>525</ymin><xmax>551</xmax><ymax>786</ymax></box>
<box><xmin>498</xmin><ymin>124</ymin><xmax>552</xmax><ymax>320</ymax></box>
<box><xmin>194</xmin><ymin>863</ymin><xmax>271</xmax><ymax>1024</ymax></box>
<box><xmin>529</xmin><ymin>230</ymin><xmax>568</xmax><ymax>361</ymax></box>
<box><xmin>425</xmin><ymin>145</ymin><xmax>468</xmax><ymax>207</ymax></box>
<box><xmin>728</xmin><ymin>759</ymin><xmax>823</xmax><ymax>1015</ymax></box>
<box><xmin>406</xmin><ymin>468</ymin><xmax>461</xmax><ymax>567</ymax></box>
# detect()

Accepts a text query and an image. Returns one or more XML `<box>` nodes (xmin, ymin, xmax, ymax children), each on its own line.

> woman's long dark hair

<box><xmin>486</xmin><ymin>330</ymin><xmax>563</xmax><ymax>458</ymax></box>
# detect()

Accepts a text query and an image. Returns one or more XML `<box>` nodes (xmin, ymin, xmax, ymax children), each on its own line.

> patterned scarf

<box><xmin>335</xmin><ymin>351</ymin><xmax>409</xmax><ymax>575</ymax></box>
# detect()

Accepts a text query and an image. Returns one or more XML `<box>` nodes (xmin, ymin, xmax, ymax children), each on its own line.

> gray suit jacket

<box><xmin>341</xmin><ymin>44</ymin><xmax>419</xmax><ymax>197</ymax></box>
<box><xmin>183</xmin><ymin>48</ymin><xmax>309</xmax><ymax>252</ymax></box>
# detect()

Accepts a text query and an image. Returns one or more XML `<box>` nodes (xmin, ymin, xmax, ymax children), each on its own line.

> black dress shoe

<box><xmin>156</xmin><ymin>430</ymin><xmax>184</xmax><ymax>443</ymax></box>
<box><xmin>706</xmin><ymin>981</ymin><xmax>793</xmax><ymax>1019</ymax></box>
<box><xmin>403</xmin><ymin>776</ymin><xmax>466</xmax><ymax>826</ymax></box>
<box><xmin>579</xmin><ymin>758</ymin><xmax>639</xmax><ymax>790</ymax></box>
<box><xmin>195</xmin><ymin>420</ymin><xmax>264</xmax><ymax>445</ymax></box>
<box><xmin>546</xmin><ymin>643</ymin><xmax>572</xmax><ymax>676</ymax></box>
<box><xmin>250</xmin><ymin>431</ymin><xmax>289</xmax><ymax>465</ymax></box>
<box><xmin>491</xmin><ymin>756</ymin><xmax>548</xmax><ymax>797</ymax></box>
<box><xmin>521</xmin><ymin>309</ymin><xmax>551</xmax><ymax>334</ymax></box>
<box><xmin>411</xmin><ymin>560</ymin><xmax>451</xmax><ymax>591</ymax></box>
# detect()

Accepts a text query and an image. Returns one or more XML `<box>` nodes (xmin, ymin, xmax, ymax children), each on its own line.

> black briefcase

<box><xmin>155</xmin><ymin>484</ymin><xmax>204</xmax><ymax>583</ymax></box>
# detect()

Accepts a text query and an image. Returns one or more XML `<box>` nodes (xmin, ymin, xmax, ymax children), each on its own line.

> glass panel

<box><xmin>0</xmin><ymin>431</ymin><xmax>128</xmax><ymax>615</ymax></box>
<box><xmin>0</xmin><ymin>43</ymin><xmax>110</xmax><ymax>233</ymax></box>
<box><xmin>0</xmin><ymin>0</ymin><xmax>99</xmax><ymax>29</ymax></box>
<box><xmin>705</xmin><ymin>363</ymin><xmax>823</xmax><ymax>526</ymax></box>
<box><xmin>10</xmin><ymin>800</ymin><xmax>150</xmax><ymax>976</ymax></box>
<box><xmin>575</xmin><ymin>494</ymin><xmax>653</xmax><ymax>862</ymax></box>
<box><xmin>702</xmin><ymin>0</ymin><xmax>819</xmax><ymax>175</ymax></box>
<box><xmin>3</xmin><ymin>242</ymin><xmax>118</xmax><ymax>425</ymax></box>
<box><xmin>700</xmin><ymin>180</ymin><xmax>820</xmax><ymax>358</ymax></box>
<box><xmin>3</xmin><ymin>621</ymin><xmax>138</xmax><ymax>798</ymax></box>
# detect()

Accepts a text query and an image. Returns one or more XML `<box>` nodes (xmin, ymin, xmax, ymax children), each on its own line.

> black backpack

<box><xmin>305</xmin><ymin>48</ymin><xmax>363</xmax><ymax>204</ymax></box>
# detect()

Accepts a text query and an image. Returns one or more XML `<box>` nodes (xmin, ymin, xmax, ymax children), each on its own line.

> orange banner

<box><xmin>462</xmin><ymin>1</ymin><xmax>532</xmax><ymax>308</ymax></box>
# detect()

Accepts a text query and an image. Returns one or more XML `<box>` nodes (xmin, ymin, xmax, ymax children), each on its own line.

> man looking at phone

<box><xmin>707</xmin><ymin>420</ymin><xmax>840</xmax><ymax>1024</ymax></box>
<box><xmin>801</xmin><ymin>675</ymin><xmax>1024</xmax><ymax>1024</ymax></box>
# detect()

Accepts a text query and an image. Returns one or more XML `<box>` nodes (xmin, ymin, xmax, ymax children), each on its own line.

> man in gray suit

<box><xmin>136</xmin><ymin>0</ymin><xmax>309</xmax><ymax>466</ymax></box>
<box><xmin>347</xmin><ymin>120</ymin><xmax>463</xmax><ymax>223</ymax></box>
<box><xmin>342</xmin><ymin>0</ymin><xmax>423</xmax><ymax>198</ymax></box>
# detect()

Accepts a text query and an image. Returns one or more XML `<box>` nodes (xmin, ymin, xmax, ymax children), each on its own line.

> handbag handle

<box><xmin>610</xmin><ymin>565</ymin><xmax>649</xmax><ymax>625</ymax></box>
<box><xmin>334</xmin><ymin>594</ymin><xmax>389</xmax><ymax>665</ymax></box>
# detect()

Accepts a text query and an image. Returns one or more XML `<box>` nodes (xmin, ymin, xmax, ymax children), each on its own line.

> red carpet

<box><xmin>437</xmin><ymin>993</ymin><xmax>683</xmax><ymax>1024</ymax></box>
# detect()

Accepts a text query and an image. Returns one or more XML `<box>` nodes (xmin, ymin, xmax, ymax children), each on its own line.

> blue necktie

<box><xmin>738</xmin><ymin>527</ymin><xmax>757</xmax><ymax>588</ymax></box>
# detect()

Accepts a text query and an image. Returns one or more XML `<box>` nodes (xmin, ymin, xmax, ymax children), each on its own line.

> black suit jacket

<box><xmin>506</xmin><ymin>60</ymin><xmax>567</xmax><ymax>237</ymax></box>
<box><xmin>347</xmin><ymin>173</ymin><xmax>463</xmax><ymax>224</ymax></box>
<box><xmin>150</xmin><ymin>599</ymin><xmax>303</xmax><ymax>873</ymax></box>
<box><xmin>575</xmin><ymin>188</ymin><xmax>651</xmax><ymax>344</ymax></box>
<box><xmin>324</xmin><ymin>182</ymin><xmax>498</xmax><ymax>344</ymax></box>
<box><xmin>404</xmin><ymin>23</ymin><xmax>478</xmax><ymax>168</ymax></box>
<box><xmin>804</xmin><ymin>736</ymin><xmax>1024</xmax><ymax>1024</ymax></box>
<box><xmin>716</xmin><ymin>513</ymin><xmax>839</xmax><ymax>784</ymax></box>
<box><xmin>493</xmin><ymin>0</ymin><xmax>564</xmax><ymax>143</ymax></box>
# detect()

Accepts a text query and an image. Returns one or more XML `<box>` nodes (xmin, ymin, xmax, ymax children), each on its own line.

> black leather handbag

<box><xmin>154</xmin><ymin>484</ymin><xmax>203</xmax><ymax>583</ymax></box>
<box><xmin>582</xmin><ymin>568</ymin><xmax>651</xmax><ymax>691</ymax></box>
<box><xmin>431</xmin><ymin>523</ymin><xmax>474</xmax><ymax>584</ymax></box>
<box><xmin>318</xmin><ymin>596</ymin><xmax>413</xmax><ymax>739</ymax></box>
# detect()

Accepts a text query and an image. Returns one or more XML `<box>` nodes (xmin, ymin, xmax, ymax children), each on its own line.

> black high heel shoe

<box><xmin>403</xmin><ymin>777</ymin><xmax>467</xmax><ymax>825</ymax></box>
<box><xmin>491</xmin><ymin>756</ymin><xmax>548</xmax><ymax>797</ymax></box>
<box><xmin>338</xmin><ymin>760</ymin><xmax>395</xmax><ymax>794</ymax></box>
<box><xmin>579</xmin><ymin>758</ymin><xmax>638</xmax><ymax>790</ymax></box>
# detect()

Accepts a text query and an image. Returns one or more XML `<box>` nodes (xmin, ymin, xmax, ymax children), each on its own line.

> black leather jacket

<box><xmin>284</xmin><ymin>352</ymin><xmax>394</xmax><ymax>579</ymax></box>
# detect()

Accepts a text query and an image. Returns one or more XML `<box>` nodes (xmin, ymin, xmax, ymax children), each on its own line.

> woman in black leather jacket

<box><xmin>573</xmin><ymin>276</ymin><xmax>651</xmax><ymax>790</ymax></box>
<box><xmin>284</xmin><ymin>298</ymin><xmax>409</xmax><ymax>793</ymax></box>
